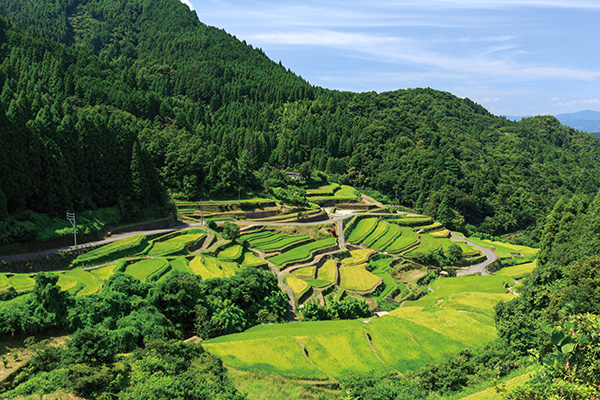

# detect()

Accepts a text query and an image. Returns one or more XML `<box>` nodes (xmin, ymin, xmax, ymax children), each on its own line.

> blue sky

<box><xmin>183</xmin><ymin>0</ymin><xmax>600</xmax><ymax>117</ymax></box>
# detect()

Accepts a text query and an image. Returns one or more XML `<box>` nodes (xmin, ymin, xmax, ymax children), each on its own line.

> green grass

<box><xmin>241</xmin><ymin>251</ymin><xmax>266</xmax><ymax>267</ymax></box>
<box><xmin>228</xmin><ymin>369</ymin><xmax>339</xmax><ymax>400</ymax></box>
<box><xmin>294</xmin><ymin>266</ymin><xmax>315</xmax><ymax>278</ymax></box>
<box><xmin>339</xmin><ymin>264</ymin><xmax>381</xmax><ymax>292</ymax></box>
<box><xmin>495</xmin><ymin>260</ymin><xmax>537</xmax><ymax>279</ymax></box>
<box><xmin>189</xmin><ymin>255</ymin><xmax>240</xmax><ymax>279</ymax></box>
<box><xmin>267</xmin><ymin>237</ymin><xmax>337</xmax><ymax>268</ymax></box>
<box><xmin>384</xmin><ymin>227</ymin><xmax>419</xmax><ymax>252</ymax></box>
<box><xmin>317</xmin><ymin>260</ymin><xmax>337</xmax><ymax>284</ymax></box>
<box><xmin>361</xmin><ymin>221</ymin><xmax>389</xmax><ymax>247</ymax></box>
<box><xmin>89</xmin><ymin>264</ymin><xmax>119</xmax><ymax>281</ymax></box>
<box><xmin>285</xmin><ymin>275</ymin><xmax>310</xmax><ymax>298</ymax></box>
<box><xmin>125</xmin><ymin>258</ymin><xmax>169</xmax><ymax>282</ymax></box>
<box><xmin>74</xmin><ymin>234</ymin><xmax>146</xmax><ymax>263</ymax></box>
<box><xmin>346</xmin><ymin>218</ymin><xmax>378</xmax><ymax>243</ymax></box>
<box><xmin>405</xmin><ymin>233</ymin><xmax>440</xmax><ymax>256</ymax></box>
<box><xmin>341</xmin><ymin>249</ymin><xmax>375</xmax><ymax>265</ymax></box>
<box><xmin>217</xmin><ymin>244</ymin><xmax>244</xmax><ymax>260</ymax></box>
<box><xmin>371</xmin><ymin>224</ymin><xmax>401</xmax><ymax>251</ymax></box>
<box><xmin>8</xmin><ymin>274</ymin><xmax>35</xmax><ymax>292</ymax></box>
<box><xmin>147</xmin><ymin>233</ymin><xmax>205</xmax><ymax>256</ymax></box>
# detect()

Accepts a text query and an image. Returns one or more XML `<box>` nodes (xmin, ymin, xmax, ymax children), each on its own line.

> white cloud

<box><xmin>180</xmin><ymin>0</ymin><xmax>193</xmax><ymax>10</ymax></box>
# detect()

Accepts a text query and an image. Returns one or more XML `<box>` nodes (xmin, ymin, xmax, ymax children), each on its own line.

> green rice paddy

<box><xmin>217</xmin><ymin>244</ymin><xmax>243</xmax><ymax>260</ymax></box>
<box><xmin>0</xmin><ymin>274</ymin><xmax>10</xmax><ymax>290</ymax></box>
<box><xmin>241</xmin><ymin>251</ymin><xmax>266</xmax><ymax>267</ymax></box>
<box><xmin>384</xmin><ymin>227</ymin><xmax>419</xmax><ymax>252</ymax></box>
<box><xmin>147</xmin><ymin>232</ymin><xmax>205</xmax><ymax>256</ymax></box>
<box><xmin>339</xmin><ymin>264</ymin><xmax>380</xmax><ymax>292</ymax></box>
<box><xmin>64</xmin><ymin>270</ymin><xmax>102</xmax><ymax>296</ymax></box>
<box><xmin>346</xmin><ymin>218</ymin><xmax>378</xmax><ymax>243</ymax></box>
<box><xmin>294</xmin><ymin>266</ymin><xmax>316</xmax><ymax>278</ymax></box>
<box><xmin>341</xmin><ymin>249</ymin><xmax>375</xmax><ymax>265</ymax></box>
<box><xmin>189</xmin><ymin>255</ymin><xmax>240</xmax><ymax>279</ymax></box>
<box><xmin>285</xmin><ymin>275</ymin><xmax>310</xmax><ymax>298</ymax></box>
<box><xmin>74</xmin><ymin>234</ymin><xmax>146</xmax><ymax>264</ymax></box>
<box><xmin>125</xmin><ymin>258</ymin><xmax>169</xmax><ymax>282</ymax></box>
<box><xmin>8</xmin><ymin>274</ymin><xmax>35</xmax><ymax>292</ymax></box>
<box><xmin>371</xmin><ymin>224</ymin><xmax>401</xmax><ymax>250</ymax></box>
<box><xmin>361</xmin><ymin>221</ymin><xmax>389</xmax><ymax>247</ymax></box>
<box><xmin>89</xmin><ymin>264</ymin><xmax>119</xmax><ymax>281</ymax></box>
<box><xmin>495</xmin><ymin>260</ymin><xmax>537</xmax><ymax>279</ymax></box>
<box><xmin>267</xmin><ymin>237</ymin><xmax>337</xmax><ymax>268</ymax></box>
<box><xmin>317</xmin><ymin>260</ymin><xmax>337</xmax><ymax>283</ymax></box>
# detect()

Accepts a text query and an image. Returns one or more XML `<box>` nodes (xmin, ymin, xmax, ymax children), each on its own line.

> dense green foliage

<box><xmin>2</xmin><ymin>0</ymin><xmax>600</xmax><ymax>246</ymax></box>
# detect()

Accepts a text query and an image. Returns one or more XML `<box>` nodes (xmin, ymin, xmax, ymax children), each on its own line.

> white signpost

<box><xmin>66</xmin><ymin>211</ymin><xmax>77</xmax><ymax>246</ymax></box>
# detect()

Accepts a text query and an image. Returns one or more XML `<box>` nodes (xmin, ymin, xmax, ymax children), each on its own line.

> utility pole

<box><xmin>66</xmin><ymin>210</ymin><xmax>77</xmax><ymax>246</ymax></box>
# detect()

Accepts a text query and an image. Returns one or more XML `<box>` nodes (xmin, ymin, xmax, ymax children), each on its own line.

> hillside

<box><xmin>2</xmin><ymin>0</ymin><xmax>600</xmax><ymax>248</ymax></box>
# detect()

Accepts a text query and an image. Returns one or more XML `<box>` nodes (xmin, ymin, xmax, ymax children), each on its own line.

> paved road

<box><xmin>0</xmin><ymin>222</ymin><xmax>204</xmax><ymax>263</ymax></box>
<box><xmin>451</xmin><ymin>233</ymin><xmax>497</xmax><ymax>276</ymax></box>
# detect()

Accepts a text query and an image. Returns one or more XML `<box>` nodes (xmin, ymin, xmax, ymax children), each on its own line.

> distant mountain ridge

<box><xmin>555</xmin><ymin>110</ymin><xmax>600</xmax><ymax>134</ymax></box>
<box><xmin>506</xmin><ymin>110</ymin><xmax>600</xmax><ymax>134</ymax></box>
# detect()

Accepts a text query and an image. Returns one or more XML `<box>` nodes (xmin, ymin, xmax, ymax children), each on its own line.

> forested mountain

<box><xmin>2</xmin><ymin>0</ymin><xmax>600</xmax><ymax>245</ymax></box>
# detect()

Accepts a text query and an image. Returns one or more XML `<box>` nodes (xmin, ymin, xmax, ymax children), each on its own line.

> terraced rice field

<box><xmin>495</xmin><ymin>260</ymin><xmax>537</xmax><ymax>279</ymax></box>
<box><xmin>371</xmin><ymin>224</ymin><xmax>401</xmax><ymax>250</ymax></box>
<box><xmin>0</xmin><ymin>274</ymin><xmax>10</xmax><ymax>290</ymax></box>
<box><xmin>404</xmin><ymin>274</ymin><xmax>516</xmax><ymax>316</ymax></box>
<box><xmin>54</xmin><ymin>273</ymin><xmax>79</xmax><ymax>292</ymax></box>
<box><xmin>74</xmin><ymin>234</ymin><xmax>146</xmax><ymax>264</ymax></box>
<box><xmin>294</xmin><ymin>266</ymin><xmax>315</xmax><ymax>278</ymax></box>
<box><xmin>8</xmin><ymin>274</ymin><xmax>35</xmax><ymax>292</ymax></box>
<box><xmin>341</xmin><ymin>249</ymin><xmax>375</xmax><ymax>265</ymax></box>
<box><xmin>90</xmin><ymin>264</ymin><xmax>120</xmax><ymax>281</ymax></box>
<box><xmin>254</xmin><ymin>235</ymin><xmax>310</xmax><ymax>252</ymax></box>
<box><xmin>64</xmin><ymin>270</ymin><xmax>103</xmax><ymax>296</ymax></box>
<box><xmin>346</xmin><ymin>218</ymin><xmax>378</xmax><ymax>243</ymax></box>
<box><xmin>189</xmin><ymin>255</ymin><xmax>240</xmax><ymax>279</ymax></box>
<box><xmin>125</xmin><ymin>258</ymin><xmax>170</xmax><ymax>282</ymax></box>
<box><xmin>147</xmin><ymin>232</ymin><xmax>205</xmax><ymax>256</ymax></box>
<box><xmin>306</xmin><ymin>183</ymin><xmax>340</xmax><ymax>196</ymax></box>
<box><xmin>239</xmin><ymin>230</ymin><xmax>272</xmax><ymax>242</ymax></box>
<box><xmin>385</xmin><ymin>227</ymin><xmax>419</xmax><ymax>253</ymax></box>
<box><xmin>157</xmin><ymin>257</ymin><xmax>194</xmax><ymax>282</ymax></box>
<box><xmin>317</xmin><ymin>260</ymin><xmax>337</xmax><ymax>284</ymax></box>
<box><xmin>204</xmin><ymin>306</ymin><xmax>498</xmax><ymax>381</ymax></box>
<box><xmin>267</xmin><ymin>237</ymin><xmax>337</xmax><ymax>268</ymax></box>
<box><xmin>339</xmin><ymin>264</ymin><xmax>380</xmax><ymax>292</ymax></box>
<box><xmin>240</xmin><ymin>251</ymin><xmax>266</xmax><ymax>267</ymax></box>
<box><xmin>285</xmin><ymin>275</ymin><xmax>310</xmax><ymax>298</ymax></box>
<box><xmin>361</xmin><ymin>221</ymin><xmax>389</xmax><ymax>247</ymax></box>
<box><xmin>389</xmin><ymin>217</ymin><xmax>433</xmax><ymax>226</ymax></box>
<box><xmin>405</xmin><ymin>233</ymin><xmax>440</xmax><ymax>256</ymax></box>
<box><xmin>217</xmin><ymin>244</ymin><xmax>243</xmax><ymax>260</ymax></box>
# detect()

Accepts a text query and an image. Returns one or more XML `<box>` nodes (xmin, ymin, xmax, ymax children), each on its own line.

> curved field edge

<box><xmin>203</xmin><ymin>311</ymin><xmax>497</xmax><ymax>381</ymax></box>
